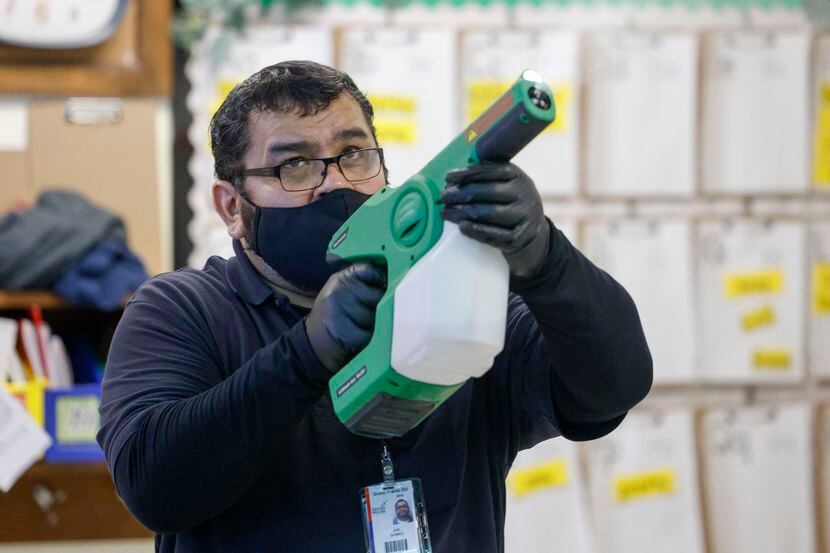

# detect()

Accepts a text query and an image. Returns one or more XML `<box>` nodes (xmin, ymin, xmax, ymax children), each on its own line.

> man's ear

<box><xmin>212</xmin><ymin>180</ymin><xmax>247</xmax><ymax>241</ymax></box>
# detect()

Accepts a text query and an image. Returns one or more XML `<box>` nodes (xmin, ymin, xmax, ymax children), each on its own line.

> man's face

<box><xmin>395</xmin><ymin>500</ymin><xmax>410</xmax><ymax>520</ymax></box>
<box><xmin>240</xmin><ymin>93</ymin><xmax>386</xmax><ymax>208</ymax></box>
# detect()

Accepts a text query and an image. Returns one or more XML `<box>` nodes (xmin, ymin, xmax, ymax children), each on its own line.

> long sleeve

<box><xmin>505</xmin><ymin>219</ymin><xmax>653</xmax><ymax>446</ymax></box>
<box><xmin>97</xmin><ymin>277</ymin><xmax>330</xmax><ymax>534</ymax></box>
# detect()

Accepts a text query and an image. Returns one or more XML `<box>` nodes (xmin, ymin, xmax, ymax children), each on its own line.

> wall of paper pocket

<box><xmin>184</xmin><ymin>22</ymin><xmax>830</xmax><ymax>269</ymax></box>
<box><xmin>171</xmin><ymin>6</ymin><xmax>830</xmax><ymax>552</ymax></box>
<box><xmin>506</xmin><ymin>399</ymin><xmax>830</xmax><ymax>553</ymax></box>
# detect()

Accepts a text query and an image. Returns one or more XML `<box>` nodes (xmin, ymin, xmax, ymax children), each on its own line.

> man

<box><xmin>98</xmin><ymin>61</ymin><xmax>652</xmax><ymax>552</ymax></box>
<box><xmin>393</xmin><ymin>499</ymin><xmax>414</xmax><ymax>524</ymax></box>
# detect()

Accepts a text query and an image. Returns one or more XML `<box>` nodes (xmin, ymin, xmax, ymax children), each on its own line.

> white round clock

<box><xmin>0</xmin><ymin>0</ymin><xmax>130</xmax><ymax>49</ymax></box>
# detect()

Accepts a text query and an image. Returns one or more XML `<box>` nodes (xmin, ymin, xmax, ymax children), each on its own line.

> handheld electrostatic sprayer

<box><xmin>326</xmin><ymin>70</ymin><xmax>556</xmax><ymax>439</ymax></box>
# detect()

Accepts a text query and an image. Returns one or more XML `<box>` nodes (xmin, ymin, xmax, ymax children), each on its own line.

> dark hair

<box><xmin>209</xmin><ymin>60</ymin><xmax>378</xmax><ymax>189</ymax></box>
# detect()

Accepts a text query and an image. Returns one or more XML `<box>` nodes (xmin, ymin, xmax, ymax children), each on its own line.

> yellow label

<box><xmin>614</xmin><ymin>469</ymin><xmax>676</xmax><ymax>503</ymax></box>
<box><xmin>204</xmin><ymin>78</ymin><xmax>244</xmax><ymax>150</ymax></box>
<box><xmin>208</xmin><ymin>78</ymin><xmax>243</xmax><ymax>118</ymax></box>
<box><xmin>368</xmin><ymin>94</ymin><xmax>418</xmax><ymax>145</ymax></box>
<box><xmin>466</xmin><ymin>80</ymin><xmax>570</xmax><ymax>133</ymax></box>
<box><xmin>467</xmin><ymin>80</ymin><xmax>513</xmax><ymax>123</ymax></box>
<box><xmin>374</xmin><ymin>120</ymin><xmax>417</xmax><ymax>146</ymax></box>
<box><xmin>752</xmin><ymin>348</ymin><xmax>792</xmax><ymax>371</ymax></box>
<box><xmin>724</xmin><ymin>269</ymin><xmax>784</xmax><ymax>298</ymax></box>
<box><xmin>367</xmin><ymin>94</ymin><xmax>417</xmax><ymax>113</ymax></box>
<box><xmin>813</xmin><ymin>84</ymin><xmax>830</xmax><ymax>187</ymax></box>
<box><xmin>814</xmin><ymin>263</ymin><xmax>830</xmax><ymax>314</ymax></box>
<box><xmin>507</xmin><ymin>459</ymin><xmax>569</xmax><ymax>497</ymax></box>
<box><xmin>549</xmin><ymin>86</ymin><xmax>571</xmax><ymax>133</ymax></box>
<box><xmin>5</xmin><ymin>378</ymin><xmax>47</xmax><ymax>427</ymax></box>
<box><xmin>741</xmin><ymin>306</ymin><xmax>776</xmax><ymax>331</ymax></box>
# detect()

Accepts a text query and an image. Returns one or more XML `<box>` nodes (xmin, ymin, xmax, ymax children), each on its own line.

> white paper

<box><xmin>700</xmin><ymin>404</ymin><xmax>816</xmax><ymax>553</ymax></box>
<box><xmin>584</xmin><ymin>409</ymin><xmax>705</xmax><ymax>553</ymax></box>
<box><xmin>18</xmin><ymin>319</ymin><xmax>44</xmax><ymax>380</ymax></box>
<box><xmin>0</xmin><ymin>386</ymin><xmax>51</xmax><ymax>493</ymax></box>
<box><xmin>505</xmin><ymin>438</ymin><xmax>593</xmax><ymax>553</ymax></box>
<box><xmin>185</xmin><ymin>26</ymin><xmax>334</xmax><ymax>268</ymax></box>
<box><xmin>584</xmin><ymin>32</ymin><xmax>697</xmax><ymax>197</ymax></box>
<box><xmin>4</xmin><ymin>353</ymin><xmax>25</xmax><ymax>384</ymax></box>
<box><xmin>0</xmin><ymin>318</ymin><xmax>24</xmax><ymax>383</ymax></box>
<box><xmin>810</xmin><ymin>222</ymin><xmax>830</xmax><ymax>379</ymax></box>
<box><xmin>460</xmin><ymin>30</ymin><xmax>581</xmax><ymax>197</ymax></box>
<box><xmin>0</xmin><ymin>318</ymin><xmax>16</xmax><ymax>380</ymax></box>
<box><xmin>584</xmin><ymin>220</ymin><xmax>695</xmax><ymax>383</ymax></box>
<box><xmin>701</xmin><ymin>31</ymin><xmax>810</xmax><ymax>194</ymax></box>
<box><xmin>0</xmin><ymin>98</ymin><xmax>28</xmax><ymax>151</ymax></box>
<box><xmin>48</xmin><ymin>335</ymin><xmax>74</xmax><ymax>389</ymax></box>
<box><xmin>338</xmin><ymin>28</ymin><xmax>457</xmax><ymax>186</ymax></box>
<box><xmin>697</xmin><ymin>219</ymin><xmax>805</xmax><ymax>383</ymax></box>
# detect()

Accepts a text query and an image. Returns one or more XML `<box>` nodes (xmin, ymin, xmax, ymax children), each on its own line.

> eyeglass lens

<box><xmin>280</xmin><ymin>149</ymin><xmax>382</xmax><ymax>191</ymax></box>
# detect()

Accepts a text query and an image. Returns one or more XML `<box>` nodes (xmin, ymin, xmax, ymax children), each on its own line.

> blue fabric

<box><xmin>53</xmin><ymin>240</ymin><xmax>149</xmax><ymax>312</ymax></box>
<box><xmin>0</xmin><ymin>190</ymin><xmax>125</xmax><ymax>289</ymax></box>
<box><xmin>97</xmin><ymin>224</ymin><xmax>652</xmax><ymax>553</ymax></box>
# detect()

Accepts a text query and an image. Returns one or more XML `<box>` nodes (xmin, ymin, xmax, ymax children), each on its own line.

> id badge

<box><xmin>360</xmin><ymin>478</ymin><xmax>431</xmax><ymax>553</ymax></box>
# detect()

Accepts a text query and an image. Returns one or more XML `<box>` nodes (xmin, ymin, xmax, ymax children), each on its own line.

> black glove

<box><xmin>305</xmin><ymin>262</ymin><xmax>387</xmax><ymax>373</ymax></box>
<box><xmin>439</xmin><ymin>162</ymin><xmax>550</xmax><ymax>278</ymax></box>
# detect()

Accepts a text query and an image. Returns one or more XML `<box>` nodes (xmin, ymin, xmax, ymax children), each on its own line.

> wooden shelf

<box><xmin>0</xmin><ymin>290</ymin><xmax>131</xmax><ymax>311</ymax></box>
<box><xmin>0</xmin><ymin>290</ymin><xmax>71</xmax><ymax>311</ymax></box>
<box><xmin>0</xmin><ymin>461</ymin><xmax>151</xmax><ymax>542</ymax></box>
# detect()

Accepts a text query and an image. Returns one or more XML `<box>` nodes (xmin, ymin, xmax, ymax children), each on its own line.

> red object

<box><xmin>29</xmin><ymin>304</ymin><xmax>51</xmax><ymax>381</ymax></box>
<box><xmin>365</xmin><ymin>488</ymin><xmax>372</xmax><ymax>522</ymax></box>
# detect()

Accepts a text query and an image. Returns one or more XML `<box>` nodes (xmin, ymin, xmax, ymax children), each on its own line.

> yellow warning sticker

<box><xmin>814</xmin><ymin>263</ymin><xmax>830</xmax><ymax>314</ymax></box>
<box><xmin>741</xmin><ymin>306</ymin><xmax>776</xmax><ymax>331</ymax></box>
<box><xmin>4</xmin><ymin>379</ymin><xmax>47</xmax><ymax>427</ymax></box>
<box><xmin>374</xmin><ymin>120</ymin><xmax>417</xmax><ymax>146</ymax></box>
<box><xmin>368</xmin><ymin>94</ymin><xmax>418</xmax><ymax>145</ymax></box>
<box><xmin>367</xmin><ymin>94</ymin><xmax>417</xmax><ymax>114</ymax></box>
<box><xmin>466</xmin><ymin>80</ymin><xmax>569</xmax><ymax>133</ymax></box>
<box><xmin>508</xmin><ymin>459</ymin><xmax>569</xmax><ymax>497</ymax></box>
<box><xmin>724</xmin><ymin>269</ymin><xmax>784</xmax><ymax>298</ymax></box>
<box><xmin>204</xmin><ymin>78</ymin><xmax>244</xmax><ymax>150</ymax></box>
<box><xmin>467</xmin><ymin>80</ymin><xmax>512</xmax><ymax>123</ymax></box>
<box><xmin>813</xmin><ymin>85</ymin><xmax>830</xmax><ymax>187</ymax></box>
<box><xmin>208</xmin><ymin>78</ymin><xmax>242</xmax><ymax>118</ymax></box>
<box><xmin>614</xmin><ymin>469</ymin><xmax>676</xmax><ymax>503</ymax></box>
<box><xmin>752</xmin><ymin>348</ymin><xmax>792</xmax><ymax>371</ymax></box>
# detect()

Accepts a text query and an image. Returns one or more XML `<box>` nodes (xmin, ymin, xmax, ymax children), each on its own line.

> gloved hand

<box><xmin>439</xmin><ymin>162</ymin><xmax>550</xmax><ymax>278</ymax></box>
<box><xmin>305</xmin><ymin>262</ymin><xmax>387</xmax><ymax>373</ymax></box>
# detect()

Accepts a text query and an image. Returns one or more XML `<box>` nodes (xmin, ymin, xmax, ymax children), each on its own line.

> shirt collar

<box><xmin>226</xmin><ymin>239</ymin><xmax>282</xmax><ymax>306</ymax></box>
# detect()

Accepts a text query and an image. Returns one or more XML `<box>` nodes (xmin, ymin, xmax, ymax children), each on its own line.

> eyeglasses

<box><xmin>237</xmin><ymin>147</ymin><xmax>385</xmax><ymax>192</ymax></box>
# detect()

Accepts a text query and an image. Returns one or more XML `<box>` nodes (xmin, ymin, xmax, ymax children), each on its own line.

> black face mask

<box><xmin>245</xmin><ymin>189</ymin><xmax>371</xmax><ymax>292</ymax></box>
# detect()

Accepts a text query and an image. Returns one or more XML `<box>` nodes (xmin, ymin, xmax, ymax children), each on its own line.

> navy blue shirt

<box><xmin>98</xmin><ymin>221</ymin><xmax>652</xmax><ymax>552</ymax></box>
